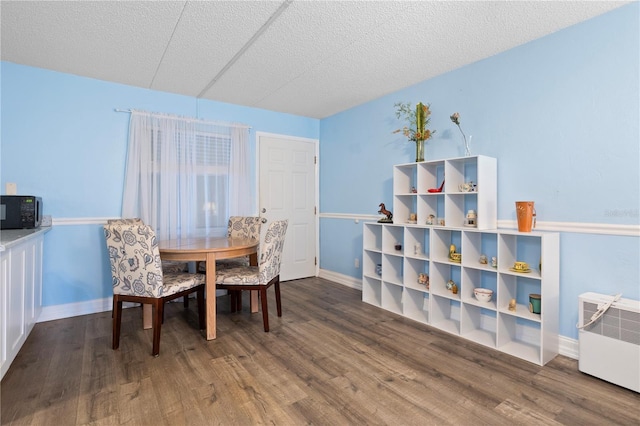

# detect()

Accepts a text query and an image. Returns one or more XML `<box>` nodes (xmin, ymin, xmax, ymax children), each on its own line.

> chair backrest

<box><xmin>228</xmin><ymin>216</ymin><xmax>261</xmax><ymax>240</ymax></box>
<box><xmin>258</xmin><ymin>220</ymin><xmax>288</xmax><ymax>283</ymax></box>
<box><xmin>104</xmin><ymin>222</ymin><xmax>165</xmax><ymax>297</ymax></box>
<box><xmin>107</xmin><ymin>218</ymin><xmax>144</xmax><ymax>225</ymax></box>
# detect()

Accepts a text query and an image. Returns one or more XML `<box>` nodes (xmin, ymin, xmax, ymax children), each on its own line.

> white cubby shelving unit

<box><xmin>363</xmin><ymin>156</ymin><xmax>560</xmax><ymax>366</ymax></box>
<box><xmin>393</xmin><ymin>155</ymin><xmax>497</xmax><ymax>230</ymax></box>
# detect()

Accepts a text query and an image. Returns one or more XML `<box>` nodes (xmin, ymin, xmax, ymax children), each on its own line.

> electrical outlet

<box><xmin>6</xmin><ymin>182</ymin><xmax>17</xmax><ymax>195</ymax></box>
<box><xmin>354</xmin><ymin>258</ymin><xmax>360</xmax><ymax>268</ymax></box>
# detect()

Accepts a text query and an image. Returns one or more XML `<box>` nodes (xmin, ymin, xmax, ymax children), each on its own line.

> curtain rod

<box><xmin>114</xmin><ymin>108</ymin><xmax>252</xmax><ymax>130</ymax></box>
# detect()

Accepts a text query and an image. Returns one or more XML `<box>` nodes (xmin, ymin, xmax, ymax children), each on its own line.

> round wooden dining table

<box><xmin>157</xmin><ymin>236</ymin><xmax>259</xmax><ymax>340</ymax></box>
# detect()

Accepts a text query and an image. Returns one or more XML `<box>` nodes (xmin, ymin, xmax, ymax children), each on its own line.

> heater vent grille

<box><xmin>581</xmin><ymin>302</ymin><xmax>640</xmax><ymax>346</ymax></box>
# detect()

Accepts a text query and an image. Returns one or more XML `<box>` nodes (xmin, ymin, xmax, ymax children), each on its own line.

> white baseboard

<box><xmin>559</xmin><ymin>335</ymin><xmax>579</xmax><ymax>360</ymax></box>
<box><xmin>318</xmin><ymin>269</ymin><xmax>362</xmax><ymax>290</ymax></box>
<box><xmin>38</xmin><ymin>297</ymin><xmax>113</xmax><ymax>322</ymax></box>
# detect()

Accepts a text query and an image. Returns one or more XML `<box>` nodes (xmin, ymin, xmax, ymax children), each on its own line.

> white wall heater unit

<box><xmin>578</xmin><ymin>292</ymin><xmax>640</xmax><ymax>393</ymax></box>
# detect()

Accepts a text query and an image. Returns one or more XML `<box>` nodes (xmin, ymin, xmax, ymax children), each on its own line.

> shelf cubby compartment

<box><xmin>461</xmin><ymin>304</ymin><xmax>497</xmax><ymax>348</ymax></box>
<box><xmin>417</xmin><ymin>195</ymin><xmax>434</xmax><ymax>226</ymax></box>
<box><xmin>393</xmin><ymin>163</ymin><xmax>417</xmax><ymax>195</ymax></box>
<box><xmin>462</xmin><ymin>267</ymin><xmax>497</xmax><ymax>309</ymax></box>
<box><xmin>362</xmin><ymin>276</ymin><xmax>382</xmax><ymax>307</ymax></box>
<box><xmin>498</xmin><ymin>232</ymin><xmax>543</xmax><ymax>279</ymax></box>
<box><xmin>461</xmin><ymin>230</ymin><xmax>498</xmax><ymax>271</ymax></box>
<box><xmin>381</xmin><ymin>253</ymin><xmax>403</xmax><ymax>286</ymax></box>
<box><xmin>417</xmin><ymin>160</ymin><xmax>444</xmax><ymax>194</ymax></box>
<box><xmin>381</xmin><ymin>281</ymin><xmax>403</xmax><ymax>315</ymax></box>
<box><xmin>363</xmin><ymin>223</ymin><xmax>382</xmax><ymax>252</ymax></box>
<box><xmin>497</xmin><ymin>273</ymin><xmax>542</xmax><ymax>322</ymax></box>
<box><xmin>403</xmin><ymin>288</ymin><xmax>430</xmax><ymax>324</ymax></box>
<box><xmin>445</xmin><ymin>193</ymin><xmax>479</xmax><ymax>229</ymax></box>
<box><xmin>431</xmin><ymin>294</ymin><xmax>461</xmax><ymax>335</ymax></box>
<box><xmin>431</xmin><ymin>228</ymin><xmax>462</xmax><ymax>264</ymax></box>
<box><xmin>382</xmin><ymin>225</ymin><xmax>405</xmax><ymax>254</ymax></box>
<box><xmin>393</xmin><ymin>194</ymin><xmax>417</xmax><ymax>225</ymax></box>
<box><xmin>446</xmin><ymin>155</ymin><xmax>497</xmax><ymax>230</ymax></box>
<box><xmin>418</xmin><ymin>193</ymin><xmax>445</xmax><ymax>226</ymax></box>
<box><xmin>404</xmin><ymin>227</ymin><xmax>429</xmax><ymax>260</ymax></box>
<box><xmin>362</xmin><ymin>249</ymin><xmax>383</xmax><ymax>280</ymax></box>
<box><xmin>430</xmin><ymin>261</ymin><xmax>461</xmax><ymax>300</ymax></box>
<box><xmin>445</xmin><ymin>156</ymin><xmax>478</xmax><ymax>193</ymax></box>
<box><xmin>497</xmin><ymin>314</ymin><xmax>542</xmax><ymax>365</ymax></box>
<box><xmin>403</xmin><ymin>257</ymin><xmax>430</xmax><ymax>292</ymax></box>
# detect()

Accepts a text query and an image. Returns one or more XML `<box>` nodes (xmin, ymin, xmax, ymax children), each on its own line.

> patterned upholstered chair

<box><xmin>107</xmin><ymin>218</ymin><xmax>188</xmax><ymax>273</ymax></box>
<box><xmin>215</xmin><ymin>219</ymin><xmax>288</xmax><ymax>332</ymax></box>
<box><xmin>104</xmin><ymin>222</ymin><xmax>205</xmax><ymax>356</ymax></box>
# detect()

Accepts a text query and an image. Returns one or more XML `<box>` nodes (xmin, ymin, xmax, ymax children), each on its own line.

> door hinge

<box><xmin>314</xmin><ymin>206</ymin><xmax>317</xmax><ymax>215</ymax></box>
<box><xmin>314</xmin><ymin>156</ymin><xmax>317</xmax><ymax>165</ymax></box>
<box><xmin>315</xmin><ymin>257</ymin><xmax>317</xmax><ymax>266</ymax></box>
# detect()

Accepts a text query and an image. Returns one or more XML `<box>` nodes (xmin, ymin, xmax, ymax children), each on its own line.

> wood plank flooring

<box><xmin>2</xmin><ymin>277</ymin><xmax>639</xmax><ymax>425</ymax></box>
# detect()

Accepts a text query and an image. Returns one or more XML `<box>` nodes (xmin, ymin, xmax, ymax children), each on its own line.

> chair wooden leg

<box><xmin>196</xmin><ymin>286</ymin><xmax>205</xmax><ymax>330</ymax></box>
<box><xmin>152</xmin><ymin>299</ymin><xmax>163</xmax><ymax>357</ymax></box>
<box><xmin>183</xmin><ymin>295</ymin><xmax>189</xmax><ymax>308</ymax></box>
<box><xmin>275</xmin><ymin>278</ymin><xmax>282</xmax><ymax>317</ymax></box>
<box><xmin>228</xmin><ymin>290</ymin><xmax>242</xmax><ymax>312</ymax></box>
<box><xmin>260</xmin><ymin>287</ymin><xmax>269</xmax><ymax>332</ymax></box>
<box><xmin>229</xmin><ymin>291</ymin><xmax>235</xmax><ymax>312</ymax></box>
<box><xmin>113</xmin><ymin>296</ymin><xmax>122</xmax><ymax>350</ymax></box>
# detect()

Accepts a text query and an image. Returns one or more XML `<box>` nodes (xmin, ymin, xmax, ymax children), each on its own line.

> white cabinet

<box><xmin>393</xmin><ymin>155</ymin><xmax>497</xmax><ymax>230</ymax></box>
<box><xmin>364</xmin><ymin>155</ymin><xmax>560</xmax><ymax>366</ymax></box>
<box><xmin>0</xmin><ymin>231</ymin><xmax>45</xmax><ymax>380</ymax></box>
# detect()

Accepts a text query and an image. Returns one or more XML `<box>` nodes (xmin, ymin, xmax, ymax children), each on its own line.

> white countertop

<box><xmin>0</xmin><ymin>226</ymin><xmax>52</xmax><ymax>251</ymax></box>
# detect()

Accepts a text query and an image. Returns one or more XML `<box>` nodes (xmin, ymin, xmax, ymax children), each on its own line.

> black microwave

<box><xmin>0</xmin><ymin>195</ymin><xmax>42</xmax><ymax>229</ymax></box>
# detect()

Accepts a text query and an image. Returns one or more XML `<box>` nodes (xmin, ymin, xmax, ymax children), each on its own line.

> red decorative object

<box><xmin>428</xmin><ymin>180</ymin><xmax>445</xmax><ymax>193</ymax></box>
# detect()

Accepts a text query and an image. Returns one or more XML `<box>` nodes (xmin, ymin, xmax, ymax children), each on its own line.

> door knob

<box><xmin>261</xmin><ymin>218</ymin><xmax>267</xmax><ymax>224</ymax></box>
<box><xmin>261</xmin><ymin>208</ymin><xmax>267</xmax><ymax>213</ymax></box>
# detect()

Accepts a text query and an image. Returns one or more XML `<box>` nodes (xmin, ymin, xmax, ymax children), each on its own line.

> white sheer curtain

<box><xmin>121</xmin><ymin>110</ymin><xmax>253</xmax><ymax>240</ymax></box>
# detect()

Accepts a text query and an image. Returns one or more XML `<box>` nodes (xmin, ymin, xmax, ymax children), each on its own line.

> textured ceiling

<box><xmin>1</xmin><ymin>1</ymin><xmax>630</xmax><ymax>119</ymax></box>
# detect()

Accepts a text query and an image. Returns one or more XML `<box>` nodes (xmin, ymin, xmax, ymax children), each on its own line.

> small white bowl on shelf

<box><xmin>473</xmin><ymin>288</ymin><xmax>493</xmax><ymax>303</ymax></box>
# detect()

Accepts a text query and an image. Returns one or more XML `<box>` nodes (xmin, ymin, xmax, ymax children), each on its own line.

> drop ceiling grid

<box><xmin>199</xmin><ymin>1</ymin><xmax>402</xmax><ymax>107</ymax></box>
<box><xmin>150</xmin><ymin>1</ymin><xmax>284</xmax><ymax>97</ymax></box>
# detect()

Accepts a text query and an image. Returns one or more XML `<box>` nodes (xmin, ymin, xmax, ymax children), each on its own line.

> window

<box><xmin>122</xmin><ymin>111</ymin><xmax>252</xmax><ymax>240</ymax></box>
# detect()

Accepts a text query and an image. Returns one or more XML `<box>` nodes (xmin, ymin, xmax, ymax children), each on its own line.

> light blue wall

<box><xmin>319</xmin><ymin>3</ymin><xmax>639</xmax><ymax>339</ymax></box>
<box><xmin>1</xmin><ymin>62</ymin><xmax>318</xmax><ymax>306</ymax></box>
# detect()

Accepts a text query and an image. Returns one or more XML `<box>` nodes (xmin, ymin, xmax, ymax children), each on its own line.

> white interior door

<box><xmin>257</xmin><ymin>133</ymin><xmax>317</xmax><ymax>281</ymax></box>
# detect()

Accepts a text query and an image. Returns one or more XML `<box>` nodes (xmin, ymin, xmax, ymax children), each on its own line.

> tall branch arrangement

<box><xmin>393</xmin><ymin>102</ymin><xmax>435</xmax><ymax>142</ymax></box>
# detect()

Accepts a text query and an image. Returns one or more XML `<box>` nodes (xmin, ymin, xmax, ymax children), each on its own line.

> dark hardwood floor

<box><xmin>2</xmin><ymin>277</ymin><xmax>639</xmax><ymax>425</ymax></box>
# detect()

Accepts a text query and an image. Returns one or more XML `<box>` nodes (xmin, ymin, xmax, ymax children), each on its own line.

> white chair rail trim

<box><xmin>318</xmin><ymin>213</ymin><xmax>640</xmax><ymax>237</ymax></box>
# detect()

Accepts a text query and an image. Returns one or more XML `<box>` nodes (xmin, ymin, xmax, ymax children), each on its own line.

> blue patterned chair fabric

<box><xmin>215</xmin><ymin>220</ymin><xmax>288</xmax><ymax>332</ymax></box>
<box><xmin>107</xmin><ymin>218</ymin><xmax>143</xmax><ymax>225</ymax></box>
<box><xmin>228</xmin><ymin>216</ymin><xmax>262</xmax><ymax>239</ymax></box>
<box><xmin>199</xmin><ymin>216</ymin><xmax>262</xmax><ymax>272</ymax></box>
<box><xmin>104</xmin><ymin>222</ymin><xmax>205</xmax><ymax>356</ymax></box>
<box><xmin>107</xmin><ymin>218</ymin><xmax>188</xmax><ymax>273</ymax></box>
